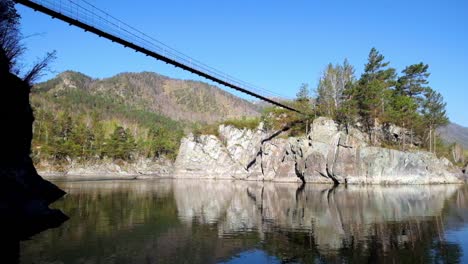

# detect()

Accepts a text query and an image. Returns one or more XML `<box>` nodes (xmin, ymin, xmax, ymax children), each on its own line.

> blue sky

<box><xmin>16</xmin><ymin>0</ymin><xmax>468</xmax><ymax>126</ymax></box>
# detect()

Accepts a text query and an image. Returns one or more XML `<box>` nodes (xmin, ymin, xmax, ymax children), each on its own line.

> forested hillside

<box><xmin>31</xmin><ymin>84</ymin><xmax>184</xmax><ymax>163</ymax></box>
<box><xmin>30</xmin><ymin>71</ymin><xmax>261</xmax><ymax>164</ymax></box>
<box><xmin>36</xmin><ymin>71</ymin><xmax>259</xmax><ymax>123</ymax></box>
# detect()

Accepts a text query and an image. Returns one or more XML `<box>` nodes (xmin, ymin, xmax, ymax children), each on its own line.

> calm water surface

<box><xmin>20</xmin><ymin>180</ymin><xmax>468</xmax><ymax>263</ymax></box>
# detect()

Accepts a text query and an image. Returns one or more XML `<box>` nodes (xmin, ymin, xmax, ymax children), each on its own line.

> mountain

<box><xmin>438</xmin><ymin>122</ymin><xmax>468</xmax><ymax>149</ymax></box>
<box><xmin>35</xmin><ymin>71</ymin><xmax>260</xmax><ymax>123</ymax></box>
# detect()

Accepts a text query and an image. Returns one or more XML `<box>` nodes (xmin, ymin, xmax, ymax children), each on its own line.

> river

<box><xmin>19</xmin><ymin>180</ymin><xmax>468</xmax><ymax>263</ymax></box>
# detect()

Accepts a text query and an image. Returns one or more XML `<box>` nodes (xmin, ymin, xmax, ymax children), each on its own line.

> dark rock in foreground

<box><xmin>0</xmin><ymin>71</ymin><xmax>68</xmax><ymax>261</ymax></box>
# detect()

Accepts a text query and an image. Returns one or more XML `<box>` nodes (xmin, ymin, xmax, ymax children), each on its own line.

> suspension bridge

<box><xmin>14</xmin><ymin>0</ymin><xmax>302</xmax><ymax>113</ymax></box>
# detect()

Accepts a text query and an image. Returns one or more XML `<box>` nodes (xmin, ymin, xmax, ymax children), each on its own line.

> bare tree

<box><xmin>0</xmin><ymin>0</ymin><xmax>55</xmax><ymax>83</ymax></box>
<box><xmin>316</xmin><ymin>59</ymin><xmax>355</xmax><ymax>118</ymax></box>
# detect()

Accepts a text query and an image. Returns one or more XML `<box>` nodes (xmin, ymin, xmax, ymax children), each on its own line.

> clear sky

<box><xmin>16</xmin><ymin>0</ymin><xmax>468</xmax><ymax>126</ymax></box>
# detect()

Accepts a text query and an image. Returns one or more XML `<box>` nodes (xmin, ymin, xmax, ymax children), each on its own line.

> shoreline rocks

<box><xmin>37</xmin><ymin>158</ymin><xmax>172</xmax><ymax>179</ymax></box>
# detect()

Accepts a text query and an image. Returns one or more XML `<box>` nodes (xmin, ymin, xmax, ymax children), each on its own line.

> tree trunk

<box><xmin>429</xmin><ymin>128</ymin><xmax>432</xmax><ymax>153</ymax></box>
<box><xmin>410</xmin><ymin>127</ymin><xmax>413</xmax><ymax>146</ymax></box>
<box><xmin>402</xmin><ymin>122</ymin><xmax>406</xmax><ymax>150</ymax></box>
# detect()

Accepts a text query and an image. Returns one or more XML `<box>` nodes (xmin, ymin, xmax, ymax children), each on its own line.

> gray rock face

<box><xmin>173</xmin><ymin>134</ymin><xmax>245</xmax><ymax>179</ymax></box>
<box><xmin>173</xmin><ymin>117</ymin><xmax>464</xmax><ymax>184</ymax></box>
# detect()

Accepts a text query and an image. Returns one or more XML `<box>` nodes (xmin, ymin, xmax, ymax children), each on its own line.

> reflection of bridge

<box><xmin>15</xmin><ymin>0</ymin><xmax>301</xmax><ymax>113</ymax></box>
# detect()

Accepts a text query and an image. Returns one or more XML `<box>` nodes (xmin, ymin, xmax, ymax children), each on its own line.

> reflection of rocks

<box><xmin>174</xmin><ymin>118</ymin><xmax>463</xmax><ymax>184</ymax></box>
<box><xmin>172</xmin><ymin>180</ymin><xmax>460</xmax><ymax>252</ymax></box>
<box><xmin>174</xmin><ymin>179</ymin><xmax>238</xmax><ymax>224</ymax></box>
<box><xmin>20</xmin><ymin>180</ymin><xmax>468</xmax><ymax>263</ymax></box>
<box><xmin>62</xmin><ymin>180</ymin><xmax>173</xmax><ymax>196</ymax></box>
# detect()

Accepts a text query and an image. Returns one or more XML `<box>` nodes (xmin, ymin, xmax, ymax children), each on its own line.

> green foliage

<box><xmin>192</xmin><ymin>123</ymin><xmax>220</xmax><ymax>138</ymax></box>
<box><xmin>396</xmin><ymin>63</ymin><xmax>429</xmax><ymax>100</ymax></box>
<box><xmin>222</xmin><ymin>117</ymin><xmax>261</xmax><ymax>130</ymax></box>
<box><xmin>420</xmin><ymin>87</ymin><xmax>449</xmax><ymax>152</ymax></box>
<box><xmin>297</xmin><ymin>48</ymin><xmax>452</xmax><ymax>157</ymax></box>
<box><xmin>147</xmin><ymin>126</ymin><xmax>183</xmax><ymax>160</ymax></box>
<box><xmin>351</xmin><ymin>48</ymin><xmax>397</xmax><ymax>136</ymax></box>
<box><xmin>296</xmin><ymin>83</ymin><xmax>310</xmax><ymax>102</ymax></box>
<box><xmin>191</xmin><ymin>117</ymin><xmax>261</xmax><ymax>141</ymax></box>
<box><xmin>261</xmin><ymin>100</ymin><xmax>314</xmax><ymax>137</ymax></box>
<box><xmin>331</xmin><ymin>48</ymin><xmax>449</xmax><ymax>154</ymax></box>
<box><xmin>102</xmin><ymin>126</ymin><xmax>136</xmax><ymax>160</ymax></box>
<box><xmin>421</xmin><ymin>88</ymin><xmax>449</xmax><ymax>128</ymax></box>
<box><xmin>31</xmin><ymin>88</ymin><xmax>185</xmax><ymax>162</ymax></box>
<box><xmin>384</xmin><ymin>93</ymin><xmax>419</xmax><ymax>127</ymax></box>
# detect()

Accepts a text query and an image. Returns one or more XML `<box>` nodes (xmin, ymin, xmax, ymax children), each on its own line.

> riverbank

<box><xmin>36</xmin><ymin>118</ymin><xmax>468</xmax><ymax>185</ymax></box>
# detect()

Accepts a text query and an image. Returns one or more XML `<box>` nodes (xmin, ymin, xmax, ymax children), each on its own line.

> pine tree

<box><xmin>336</xmin><ymin>82</ymin><xmax>359</xmax><ymax>133</ymax></box>
<box><xmin>396</xmin><ymin>63</ymin><xmax>430</xmax><ymax>100</ymax></box>
<box><xmin>296</xmin><ymin>83</ymin><xmax>310</xmax><ymax>102</ymax></box>
<box><xmin>421</xmin><ymin>88</ymin><xmax>449</xmax><ymax>153</ymax></box>
<box><xmin>385</xmin><ymin>94</ymin><xmax>418</xmax><ymax>148</ymax></box>
<box><xmin>295</xmin><ymin>83</ymin><xmax>314</xmax><ymax>116</ymax></box>
<box><xmin>353</xmin><ymin>48</ymin><xmax>396</xmax><ymax>142</ymax></box>
<box><xmin>105</xmin><ymin>126</ymin><xmax>136</xmax><ymax>160</ymax></box>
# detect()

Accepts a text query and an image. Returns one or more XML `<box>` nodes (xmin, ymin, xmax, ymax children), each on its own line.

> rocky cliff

<box><xmin>173</xmin><ymin>117</ymin><xmax>464</xmax><ymax>184</ymax></box>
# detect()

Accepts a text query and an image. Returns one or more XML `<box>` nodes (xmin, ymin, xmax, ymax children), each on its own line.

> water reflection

<box><xmin>20</xmin><ymin>180</ymin><xmax>468</xmax><ymax>263</ymax></box>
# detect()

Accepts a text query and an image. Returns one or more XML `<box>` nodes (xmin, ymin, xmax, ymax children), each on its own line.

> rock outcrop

<box><xmin>0</xmin><ymin>67</ymin><xmax>68</xmax><ymax>260</ymax></box>
<box><xmin>173</xmin><ymin>117</ymin><xmax>464</xmax><ymax>184</ymax></box>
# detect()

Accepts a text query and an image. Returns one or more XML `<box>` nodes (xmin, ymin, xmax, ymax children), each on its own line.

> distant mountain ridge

<box><xmin>35</xmin><ymin>71</ymin><xmax>260</xmax><ymax>123</ymax></box>
<box><xmin>438</xmin><ymin>122</ymin><xmax>468</xmax><ymax>149</ymax></box>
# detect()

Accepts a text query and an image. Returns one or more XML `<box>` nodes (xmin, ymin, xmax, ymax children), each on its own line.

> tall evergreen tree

<box><xmin>104</xmin><ymin>126</ymin><xmax>136</xmax><ymax>160</ymax></box>
<box><xmin>296</xmin><ymin>83</ymin><xmax>310</xmax><ymax>101</ymax></box>
<box><xmin>385</xmin><ymin>94</ymin><xmax>419</xmax><ymax>147</ymax></box>
<box><xmin>396</xmin><ymin>63</ymin><xmax>430</xmax><ymax>102</ymax></box>
<box><xmin>421</xmin><ymin>88</ymin><xmax>449</xmax><ymax>153</ymax></box>
<box><xmin>295</xmin><ymin>83</ymin><xmax>313</xmax><ymax>114</ymax></box>
<box><xmin>352</xmin><ymin>48</ymin><xmax>396</xmax><ymax>142</ymax></box>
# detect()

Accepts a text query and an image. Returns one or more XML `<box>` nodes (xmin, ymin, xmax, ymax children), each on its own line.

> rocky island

<box><xmin>174</xmin><ymin>117</ymin><xmax>465</xmax><ymax>184</ymax></box>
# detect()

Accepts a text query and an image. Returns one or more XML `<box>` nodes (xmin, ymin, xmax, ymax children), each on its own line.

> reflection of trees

<box><xmin>20</xmin><ymin>180</ymin><xmax>259</xmax><ymax>264</ymax></box>
<box><xmin>20</xmin><ymin>180</ymin><xmax>468</xmax><ymax>263</ymax></box>
<box><xmin>259</xmin><ymin>217</ymin><xmax>462</xmax><ymax>263</ymax></box>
